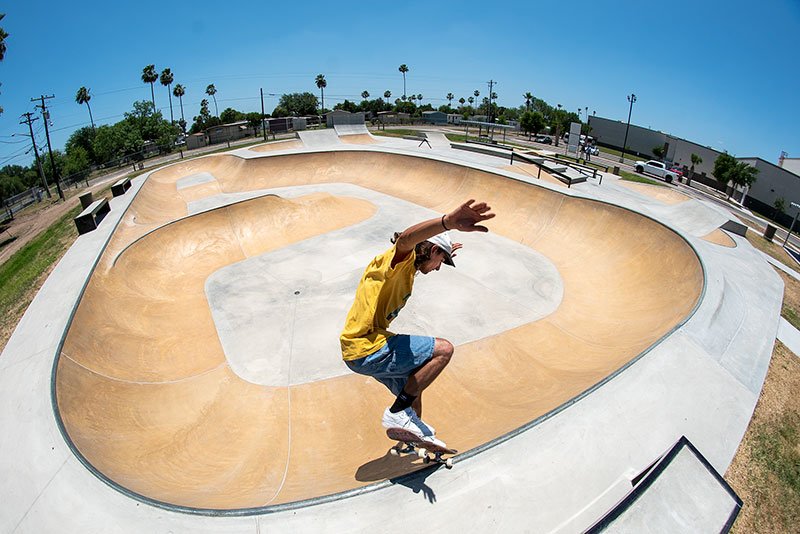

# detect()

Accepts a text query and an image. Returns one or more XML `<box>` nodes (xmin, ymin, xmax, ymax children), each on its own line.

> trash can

<box><xmin>764</xmin><ymin>224</ymin><xmax>777</xmax><ymax>241</ymax></box>
<box><xmin>612</xmin><ymin>166</ymin><xmax>620</xmax><ymax>175</ymax></box>
<box><xmin>79</xmin><ymin>192</ymin><xmax>93</xmax><ymax>210</ymax></box>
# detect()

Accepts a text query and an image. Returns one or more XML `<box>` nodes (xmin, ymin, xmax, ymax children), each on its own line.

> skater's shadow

<box><xmin>355</xmin><ymin>452</ymin><xmax>438</xmax><ymax>503</ymax></box>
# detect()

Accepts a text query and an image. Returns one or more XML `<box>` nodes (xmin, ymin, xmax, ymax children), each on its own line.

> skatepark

<box><xmin>0</xmin><ymin>126</ymin><xmax>782</xmax><ymax>532</ymax></box>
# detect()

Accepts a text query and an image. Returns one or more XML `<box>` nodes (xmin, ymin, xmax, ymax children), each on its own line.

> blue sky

<box><xmin>1</xmin><ymin>0</ymin><xmax>798</xmax><ymax>169</ymax></box>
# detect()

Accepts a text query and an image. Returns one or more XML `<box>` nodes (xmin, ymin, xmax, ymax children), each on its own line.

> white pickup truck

<box><xmin>634</xmin><ymin>160</ymin><xmax>678</xmax><ymax>184</ymax></box>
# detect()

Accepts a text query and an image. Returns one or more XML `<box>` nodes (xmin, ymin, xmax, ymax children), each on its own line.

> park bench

<box><xmin>74</xmin><ymin>197</ymin><xmax>111</xmax><ymax>235</ymax></box>
<box><xmin>111</xmin><ymin>177</ymin><xmax>132</xmax><ymax>197</ymax></box>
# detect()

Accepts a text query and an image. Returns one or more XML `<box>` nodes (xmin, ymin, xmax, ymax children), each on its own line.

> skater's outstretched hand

<box><xmin>444</xmin><ymin>199</ymin><xmax>495</xmax><ymax>233</ymax></box>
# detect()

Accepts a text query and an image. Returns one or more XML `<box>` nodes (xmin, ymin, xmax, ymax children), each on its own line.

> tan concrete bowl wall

<box><xmin>54</xmin><ymin>150</ymin><xmax>704</xmax><ymax>511</ymax></box>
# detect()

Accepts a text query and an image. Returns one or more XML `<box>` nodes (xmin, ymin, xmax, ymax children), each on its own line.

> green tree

<box><xmin>65</xmin><ymin>126</ymin><xmax>97</xmax><ymax>165</ymax></box>
<box><xmin>245</xmin><ymin>111</ymin><xmax>264</xmax><ymax>134</ymax></box>
<box><xmin>61</xmin><ymin>146</ymin><xmax>91</xmax><ymax>183</ymax></box>
<box><xmin>141</xmin><ymin>64</ymin><xmax>158</xmax><ymax>111</ymax></box>
<box><xmin>75</xmin><ymin>86</ymin><xmax>95</xmax><ymax>130</ymax></box>
<box><xmin>173</xmin><ymin>84</ymin><xmax>186</xmax><ymax>132</ymax></box>
<box><xmin>315</xmin><ymin>74</ymin><xmax>327</xmax><ymax>112</ymax></box>
<box><xmin>467</xmin><ymin>96</ymin><xmax>474</xmax><ymax>110</ymax></box>
<box><xmin>190</xmin><ymin>99</ymin><xmax>213</xmax><ymax>133</ymax></box>
<box><xmin>727</xmin><ymin>161</ymin><xmax>759</xmax><ymax>200</ymax></box>
<box><xmin>688</xmin><ymin>153</ymin><xmax>702</xmax><ymax>186</ymax></box>
<box><xmin>123</xmin><ymin>100</ymin><xmax>178</xmax><ymax>152</ymax></box>
<box><xmin>713</xmin><ymin>153</ymin><xmax>758</xmax><ymax>200</ymax></box>
<box><xmin>219</xmin><ymin>107</ymin><xmax>245</xmax><ymax>123</ymax></box>
<box><xmin>446</xmin><ymin>92</ymin><xmax>454</xmax><ymax>109</ymax></box>
<box><xmin>334</xmin><ymin>99</ymin><xmax>359</xmax><ymax>113</ymax></box>
<box><xmin>276</xmin><ymin>92</ymin><xmax>318</xmax><ymax>116</ymax></box>
<box><xmin>160</xmin><ymin>68</ymin><xmax>175</xmax><ymax>124</ymax></box>
<box><xmin>206</xmin><ymin>84</ymin><xmax>218</xmax><ymax>117</ymax></box>
<box><xmin>458</xmin><ymin>97</ymin><xmax>466</xmax><ymax>108</ymax></box>
<box><xmin>520</xmin><ymin>111</ymin><xmax>546</xmax><ymax>140</ymax></box>
<box><xmin>384</xmin><ymin>90</ymin><xmax>391</xmax><ymax>101</ymax></box>
<box><xmin>398</xmin><ymin>64</ymin><xmax>409</xmax><ymax>99</ymax></box>
<box><xmin>523</xmin><ymin>92</ymin><xmax>533</xmax><ymax>112</ymax></box>
<box><xmin>361</xmin><ymin>90</ymin><xmax>370</xmax><ymax>101</ymax></box>
<box><xmin>0</xmin><ymin>13</ymin><xmax>8</xmax><ymax>61</ymax></box>
<box><xmin>712</xmin><ymin>152</ymin><xmax>737</xmax><ymax>186</ymax></box>
<box><xmin>652</xmin><ymin>145</ymin><xmax>666</xmax><ymax>160</ymax></box>
<box><xmin>0</xmin><ymin>14</ymin><xmax>7</xmax><ymax>115</ymax></box>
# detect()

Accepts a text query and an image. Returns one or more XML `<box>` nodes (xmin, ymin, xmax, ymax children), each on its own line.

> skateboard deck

<box><xmin>386</xmin><ymin>427</ymin><xmax>457</xmax><ymax>468</ymax></box>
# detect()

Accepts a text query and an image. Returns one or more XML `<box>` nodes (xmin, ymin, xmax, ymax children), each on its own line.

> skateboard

<box><xmin>386</xmin><ymin>427</ymin><xmax>457</xmax><ymax>469</ymax></box>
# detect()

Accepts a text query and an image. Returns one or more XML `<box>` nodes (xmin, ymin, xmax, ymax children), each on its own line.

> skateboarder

<box><xmin>340</xmin><ymin>199</ymin><xmax>495</xmax><ymax>447</ymax></box>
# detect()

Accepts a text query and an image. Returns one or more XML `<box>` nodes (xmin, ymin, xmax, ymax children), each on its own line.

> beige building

<box><xmin>207</xmin><ymin>121</ymin><xmax>255</xmax><ymax>144</ymax></box>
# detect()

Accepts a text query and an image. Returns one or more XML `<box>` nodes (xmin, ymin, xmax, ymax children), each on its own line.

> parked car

<box><xmin>535</xmin><ymin>135</ymin><xmax>552</xmax><ymax>144</ymax></box>
<box><xmin>669</xmin><ymin>165</ymin><xmax>684</xmax><ymax>177</ymax></box>
<box><xmin>634</xmin><ymin>160</ymin><xmax>678</xmax><ymax>183</ymax></box>
<box><xmin>584</xmin><ymin>145</ymin><xmax>599</xmax><ymax>156</ymax></box>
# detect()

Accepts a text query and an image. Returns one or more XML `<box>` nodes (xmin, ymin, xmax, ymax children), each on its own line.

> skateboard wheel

<box><xmin>423</xmin><ymin>456</ymin><xmax>430</xmax><ymax>464</ymax></box>
<box><xmin>445</xmin><ymin>458</ymin><xmax>454</xmax><ymax>469</ymax></box>
<box><xmin>390</xmin><ymin>448</ymin><xmax>399</xmax><ymax>456</ymax></box>
<box><xmin>417</xmin><ymin>448</ymin><xmax>427</xmax><ymax>458</ymax></box>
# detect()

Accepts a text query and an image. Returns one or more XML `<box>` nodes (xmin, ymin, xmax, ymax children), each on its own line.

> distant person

<box><xmin>340</xmin><ymin>200</ymin><xmax>495</xmax><ymax>447</ymax></box>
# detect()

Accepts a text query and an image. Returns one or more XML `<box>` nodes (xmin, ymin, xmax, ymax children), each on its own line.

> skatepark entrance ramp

<box><xmin>53</xmin><ymin>149</ymin><xmax>703</xmax><ymax>512</ymax></box>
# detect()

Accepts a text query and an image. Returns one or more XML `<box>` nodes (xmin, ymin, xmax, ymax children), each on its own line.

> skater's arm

<box><xmin>393</xmin><ymin>199</ymin><xmax>494</xmax><ymax>265</ymax></box>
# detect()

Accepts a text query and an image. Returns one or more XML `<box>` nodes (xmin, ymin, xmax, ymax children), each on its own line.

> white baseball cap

<box><xmin>427</xmin><ymin>232</ymin><xmax>455</xmax><ymax>267</ymax></box>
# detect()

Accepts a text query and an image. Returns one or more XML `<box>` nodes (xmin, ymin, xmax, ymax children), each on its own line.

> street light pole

<box><xmin>782</xmin><ymin>202</ymin><xmax>800</xmax><ymax>247</ymax></box>
<box><xmin>620</xmin><ymin>93</ymin><xmax>636</xmax><ymax>164</ymax></box>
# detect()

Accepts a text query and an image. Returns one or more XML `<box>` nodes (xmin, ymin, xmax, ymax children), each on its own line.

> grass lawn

<box><xmin>0</xmin><ymin>205</ymin><xmax>80</xmax><ymax>345</ymax></box>
<box><xmin>618</xmin><ymin>169</ymin><xmax>665</xmax><ymax>186</ymax></box>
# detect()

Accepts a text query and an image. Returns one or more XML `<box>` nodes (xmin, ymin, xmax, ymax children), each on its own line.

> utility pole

<box><xmin>260</xmin><ymin>88</ymin><xmax>267</xmax><ymax>141</ymax></box>
<box><xmin>19</xmin><ymin>112</ymin><xmax>52</xmax><ymax>199</ymax></box>
<box><xmin>620</xmin><ymin>93</ymin><xmax>637</xmax><ymax>164</ymax></box>
<box><xmin>32</xmin><ymin>95</ymin><xmax>65</xmax><ymax>201</ymax></box>
<box><xmin>487</xmin><ymin>80</ymin><xmax>496</xmax><ymax>123</ymax></box>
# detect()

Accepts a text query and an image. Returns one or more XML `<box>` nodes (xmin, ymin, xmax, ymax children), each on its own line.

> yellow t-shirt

<box><xmin>340</xmin><ymin>245</ymin><xmax>416</xmax><ymax>361</ymax></box>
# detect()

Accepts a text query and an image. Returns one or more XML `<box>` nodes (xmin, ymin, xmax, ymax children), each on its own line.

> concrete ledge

<box><xmin>586</xmin><ymin>436</ymin><xmax>742</xmax><ymax>533</ymax></box>
<box><xmin>450</xmin><ymin>142</ymin><xmax>512</xmax><ymax>160</ymax></box>
<box><xmin>721</xmin><ymin>219</ymin><xmax>748</xmax><ymax>236</ymax></box>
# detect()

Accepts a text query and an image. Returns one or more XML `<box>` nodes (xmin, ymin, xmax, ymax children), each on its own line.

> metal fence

<box><xmin>3</xmin><ymin>186</ymin><xmax>47</xmax><ymax>219</ymax></box>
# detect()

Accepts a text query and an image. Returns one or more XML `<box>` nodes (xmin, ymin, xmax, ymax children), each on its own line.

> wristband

<box><xmin>441</xmin><ymin>214</ymin><xmax>449</xmax><ymax>231</ymax></box>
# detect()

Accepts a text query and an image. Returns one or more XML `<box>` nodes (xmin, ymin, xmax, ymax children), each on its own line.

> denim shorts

<box><xmin>346</xmin><ymin>334</ymin><xmax>435</xmax><ymax>396</ymax></box>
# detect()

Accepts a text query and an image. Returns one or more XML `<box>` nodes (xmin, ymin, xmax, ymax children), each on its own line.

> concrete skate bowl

<box><xmin>53</xmin><ymin>149</ymin><xmax>704</xmax><ymax>513</ymax></box>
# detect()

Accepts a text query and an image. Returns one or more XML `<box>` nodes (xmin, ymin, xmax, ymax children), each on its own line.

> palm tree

<box><xmin>458</xmin><ymin>97</ymin><xmax>466</xmax><ymax>108</ymax></box>
<box><xmin>689</xmin><ymin>153</ymin><xmax>703</xmax><ymax>187</ymax></box>
<box><xmin>361</xmin><ymin>90</ymin><xmax>370</xmax><ymax>101</ymax></box>
<box><xmin>468</xmin><ymin>96</ymin><xmax>474</xmax><ymax>110</ymax></box>
<box><xmin>524</xmin><ymin>92</ymin><xmax>533</xmax><ymax>112</ymax></box>
<box><xmin>409</xmin><ymin>95</ymin><xmax>417</xmax><ymax>107</ymax></box>
<box><xmin>75</xmin><ymin>86</ymin><xmax>95</xmax><ymax>130</ymax></box>
<box><xmin>315</xmin><ymin>74</ymin><xmax>327</xmax><ymax>112</ymax></box>
<box><xmin>0</xmin><ymin>14</ymin><xmax>8</xmax><ymax>61</ymax></box>
<box><xmin>417</xmin><ymin>94</ymin><xmax>423</xmax><ymax>107</ymax></box>
<box><xmin>398</xmin><ymin>64</ymin><xmax>409</xmax><ymax>99</ymax></box>
<box><xmin>446</xmin><ymin>92</ymin><xmax>454</xmax><ymax>109</ymax></box>
<box><xmin>141</xmin><ymin>64</ymin><xmax>158</xmax><ymax>111</ymax></box>
<box><xmin>206</xmin><ymin>84</ymin><xmax>218</xmax><ymax>117</ymax></box>
<box><xmin>384</xmin><ymin>90</ymin><xmax>391</xmax><ymax>101</ymax></box>
<box><xmin>173</xmin><ymin>84</ymin><xmax>186</xmax><ymax>132</ymax></box>
<box><xmin>160</xmin><ymin>68</ymin><xmax>175</xmax><ymax>124</ymax></box>
<box><xmin>473</xmin><ymin>90</ymin><xmax>480</xmax><ymax>112</ymax></box>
